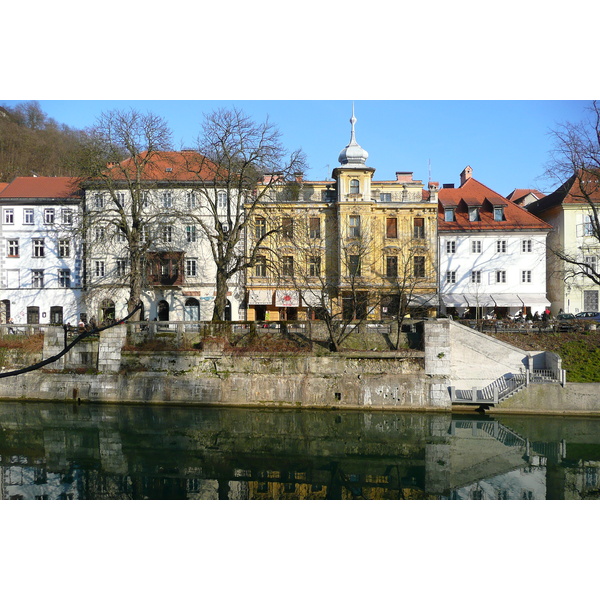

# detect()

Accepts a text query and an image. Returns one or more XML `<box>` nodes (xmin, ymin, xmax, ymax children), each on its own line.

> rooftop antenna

<box><xmin>428</xmin><ymin>159</ymin><xmax>432</xmax><ymax>183</ymax></box>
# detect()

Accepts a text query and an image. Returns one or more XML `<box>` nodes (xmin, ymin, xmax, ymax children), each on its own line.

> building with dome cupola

<box><xmin>244</xmin><ymin>109</ymin><xmax>439</xmax><ymax>323</ymax></box>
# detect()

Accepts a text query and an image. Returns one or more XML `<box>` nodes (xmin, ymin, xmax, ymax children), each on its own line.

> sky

<box><xmin>0</xmin><ymin>99</ymin><xmax>591</xmax><ymax>196</ymax></box>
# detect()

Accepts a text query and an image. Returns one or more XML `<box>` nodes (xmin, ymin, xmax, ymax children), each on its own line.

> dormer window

<box><xmin>349</xmin><ymin>179</ymin><xmax>360</xmax><ymax>195</ymax></box>
<box><xmin>444</xmin><ymin>207</ymin><xmax>455</xmax><ymax>222</ymax></box>
<box><xmin>493</xmin><ymin>206</ymin><xmax>505</xmax><ymax>221</ymax></box>
<box><xmin>468</xmin><ymin>207</ymin><xmax>480</xmax><ymax>222</ymax></box>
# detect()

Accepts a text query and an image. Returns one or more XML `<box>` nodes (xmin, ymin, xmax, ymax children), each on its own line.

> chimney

<box><xmin>294</xmin><ymin>172</ymin><xmax>303</xmax><ymax>183</ymax></box>
<box><xmin>428</xmin><ymin>181</ymin><xmax>439</xmax><ymax>203</ymax></box>
<box><xmin>396</xmin><ymin>172</ymin><xmax>413</xmax><ymax>182</ymax></box>
<box><xmin>460</xmin><ymin>166</ymin><xmax>473</xmax><ymax>186</ymax></box>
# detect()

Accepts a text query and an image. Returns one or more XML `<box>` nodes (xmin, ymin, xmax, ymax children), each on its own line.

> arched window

<box><xmin>184</xmin><ymin>298</ymin><xmax>200</xmax><ymax>321</ymax></box>
<box><xmin>349</xmin><ymin>179</ymin><xmax>360</xmax><ymax>194</ymax></box>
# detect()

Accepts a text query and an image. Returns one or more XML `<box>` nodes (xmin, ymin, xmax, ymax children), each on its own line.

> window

<box><xmin>493</xmin><ymin>206</ymin><xmax>504</xmax><ymax>221</ymax></box>
<box><xmin>140</xmin><ymin>226</ymin><xmax>148</xmax><ymax>243</ymax></box>
<box><xmin>446</xmin><ymin>240</ymin><xmax>456</xmax><ymax>253</ymax></box>
<box><xmin>140</xmin><ymin>191</ymin><xmax>150</xmax><ymax>208</ymax></box>
<box><xmin>414</xmin><ymin>217</ymin><xmax>425</xmax><ymax>239</ymax></box>
<box><xmin>495</xmin><ymin>270</ymin><xmax>506</xmax><ymax>283</ymax></box>
<box><xmin>282</xmin><ymin>256</ymin><xmax>294</xmax><ymax>276</ymax></box>
<box><xmin>471</xmin><ymin>270</ymin><xmax>481</xmax><ymax>284</ymax></box>
<box><xmin>349</xmin><ymin>215</ymin><xmax>361</xmax><ymax>238</ymax></box>
<box><xmin>386</xmin><ymin>217</ymin><xmax>398</xmax><ymax>238</ymax></box>
<box><xmin>58</xmin><ymin>269</ymin><xmax>71</xmax><ymax>288</ymax></box>
<box><xmin>4</xmin><ymin>209</ymin><xmax>14</xmax><ymax>224</ymax></box>
<box><xmin>309</xmin><ymin>217</ymin><xmax>321</xmax><ymax>239</ymax></box>
<box><xmin>162</xmin><ymin>192</ymin><xmax>173</xmax><ymax>209</ymax></box>
<box><xmin>32</xmin><ymin>239</ymin><xmax>45</xmax><ymax>258</ymax></box>
<box><xmin>186</xmin><ymin>259</ymin><xmax>197</xmax><ymax>277</ymax></box>
<box><xmin>472</xmin><ymin>240</ymin><xmax>482</xmax><ymax>253</ymax></box>
<box><xmin>116</xmin><ymin>259</ymin><xmax>127</xmax><ymax>277</ymax></box>
<box><xmin>24</xmin><ymin>209</ymin><xmax>34</xmax><ymax>224</ymax></box>
<box><xmin>217</xmin><ymin>191</ymin><xmax>228</xmax><ymax>211</ymax></box>
<box><xmin>255</xmin><ymin>256</ymin><xmax>267</xmax><ymax>277</ymax></box>
<box><xmin>468</xmin><ymin>207</ymin><xmax>480</xmax><ymax>222</ymax></box>
<box><xmin>44</xmin><ymin>209</ymin><xmax>55</xmax><ymax>224</ymax></box>
<box><xmin>162</xmin><ymin>226</ymin><xmax>173</xmax><ymax>243</ymax></box>
<box><xmin>94</xmin><ymin>227</ymin><xmax>104</xmax><ymax>242</ymax></box>
<box><xmin>444</xmin><ymin>207</ymin><xmax>455</xmax><ymax>222</ymax></box>
<box><xmin>309</xmin><ymin>256</ymin><xmax>321</xmax><ymax>277</ymax></box>
<box><xmin>380</xmin><ymin>193</ymin><xmax>391</xmax><ymax>202</ymax></box>
<box><xmin>186</xmin><ymin>225</ymin><xmax>197</xmax><ymax>243</ymax></box>
<box><xmin>94</xmin><ymin>194</ymin><xmax>104</xmax><ymax>209</ymax></box>
<box><xmin>584</xmin><ymin>289</ymin><xmax>599</xmax><ymax>311</ymax></box>
<box><xmin>255</xmin><ymin>217</ymin><xmax>266</xmax><ymax>239</ymax></box>
<box><xmin>186</xmin><ymin>191</ymin><xmax>197</xmax><ymax>209</ymax></box>
<box><xmin>94</xmin><ymin>261</ymin><xmax>105</xmax><ymax>278</ymax></box>
<box><xmin>496</xmin><ymin>240</ymin><xmax>507</xmax><ymax>253</ymax></box>
<box><xmin>522</xmin><ymin>239</ymin><xmax>532</xmax><ymax>253</ymax></box>
<box><xmin>349</xmin><ymin>179</ymin><xmax>359</xmax><ymax>194</ymax></box>
<box><xmin>7</xmin><ymin>239</ymin><xmax>19</xmax><ymax>257</ymax></box>
<box><xmin>521</xmin><ymin>270</ymin><xmax>532</xmax><ymax>283</ymax></box>
<box><xmin>56</xmin><ymin>239</ymin><xmax>69</xmax><ymax>259</ymax></box>
<box><xmin>584</xmin><ymin>215</ymin><xmax>595</xmax><ymax>236</ymax></box>
<box><xmin>62</xmin><ymin>209</ymin><xmax>73</xmax><ymax>225</ymax></box>
<box><xmin>32</xmin><ymin>270</ymin><xmax>44</xmax><ymax>288</ymax></box>
<box><xmin>349</xmin><ymin>255</ymin><xmax>361</xmax><ymax>276</ymax></box>
<box><xmin>414</xmin><ymin>256</ymin><xmax>425</xmax><ymax>278</ymax></box>
<box><xmin>584</xmin><ymin>256</ymin><xmax>598</xmax><ymax>275</ymax></box>
<box><xmin>446</xmin><ymin>271</ymin><xmax>456</xmax><ymax>284</ymax></box>
<box><xmin>282</xmin><ymin>217</ymin><xmax>294</xmax><ymax>239</ymax></box>
<box><xmin>386</xmin><ymin>256</ymin><xmax>398</xmax><ymax>278</ymax></box>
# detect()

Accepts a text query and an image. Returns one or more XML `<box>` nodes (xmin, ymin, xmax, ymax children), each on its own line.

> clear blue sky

<box><xmin>1</xmin><ymin>99</ymin><xmax>590</xmax><ymax>196</ymax></box>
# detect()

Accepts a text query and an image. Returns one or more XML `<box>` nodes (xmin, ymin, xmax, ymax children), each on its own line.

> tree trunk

<box><xmin>212</xmin><ymin>269</ymin><xmax>229</xmax><ymax>321</ymax></box>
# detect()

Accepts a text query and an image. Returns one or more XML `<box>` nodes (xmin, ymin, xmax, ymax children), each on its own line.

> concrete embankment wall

<box><xmin>490</xmin><ymin>383</ymin><xmax>600</xmax><ymax>416</ymax></box>
<box><xmin>0</xmin><ymin>351</ymin><xmax>453</xmax><ymax>411</ymax></box>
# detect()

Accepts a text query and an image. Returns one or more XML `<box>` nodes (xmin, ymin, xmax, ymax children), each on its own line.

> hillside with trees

<box><xmin>0</xmin><ymin>101</ymin><xmax>88</xmax><ymax>182</ymax></box>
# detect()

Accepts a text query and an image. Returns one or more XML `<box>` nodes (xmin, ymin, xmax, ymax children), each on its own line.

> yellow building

<box><xmin>246</xmin><ymin>109</ymin><xmax>438</xmax><ymax>321</ymax></box>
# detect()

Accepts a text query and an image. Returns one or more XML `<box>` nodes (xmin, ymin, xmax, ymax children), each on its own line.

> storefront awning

<box><xmin>301</xmin><ymin>289</ymin><xmax>326</xmax><ymax>306</ymax></box>
<box><xmin>463</xmin><ymin>293</ymin><xmax>495</xmax><ymax>307</ymax></box>
<box><xmin>248</xmin><ymin>289</ymin><xmax>274</xmax><ymax>305</ymax></box>
<box><xmin>491</xmin><ymin>294</ymin><xmax>522</xmax><ymax>307</ymax></box>
<box><xmin>275</xmin><ymin>290</ymin><xmax>299</xmax><ymax>307</ymax></box>
<box><xmin>517</xmin><ymin>294</ymin><xmax>550</xmax><ymax>306</ymax></box>
<box><xmin>441</xmin><ymin>294</ymin><xmax>469</xmax><ymax>308</ymax></box>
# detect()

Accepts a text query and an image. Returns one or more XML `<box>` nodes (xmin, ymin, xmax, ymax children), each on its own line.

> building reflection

<box><xmin>0</xmin><ymin>402</ymin><xmax>599</xmax><ymax>500</ymax></box>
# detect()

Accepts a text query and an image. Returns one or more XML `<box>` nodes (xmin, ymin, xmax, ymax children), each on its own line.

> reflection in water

<box><xmin>0</xmin><ymin>401</ymin><xmax>599</xmax><ymax>499</ymax></box>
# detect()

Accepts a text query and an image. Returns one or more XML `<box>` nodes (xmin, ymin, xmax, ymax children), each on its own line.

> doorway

<box><xmin>157</xmin><ymin>299</ymin><xmax>169</xmax><ymax>321</ymax></box>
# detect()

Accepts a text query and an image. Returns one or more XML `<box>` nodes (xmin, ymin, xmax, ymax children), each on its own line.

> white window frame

<box><xmin>496</xmin><ymin>240</ymin><xmax>507</xmax><ymax>253</ymax></box>
<box><xmin>32</xmin><ymin>239</ymin><xmax>45</xmax><ymax>258</ymax></box>
<box><xmin>7</xmin><ymin>239</ymin><xmax>19</xmax><ymax>257</ymax></box>
<box><xmin>24</xmin><ymin>209</ymin><xmax>34</xmax><ymax>225</ymax></box>
<box><xmin>495</xmin><ymin>270</ymin><xmax>506</xmax><ymax>284</ymax></box>
<box><xmin>521</xmin><ymin>239</ymin><xmax>533</xmax><ymax>253</ymax></box>
<box><xmin>162</xmin><ymin>226</ymin><xmax>173</xmax><ymax>243</ymax></box>
<box><xmin>186</xmin><ymin>224</ymin><xmax>197</xmax><ymax>243</ymax></box>
<box><xmin>446</xmin><ymin>240</ymin><xmax>456</xmax><ymax>254</ymax></box>
<box><xmin>444</xmin><ymin>208</ymin><xmax>455</xmax><ymax>222</ymax></box>
<box><xmin>62</xmin><ymin>209</ymin><xmax>73</xmax><ymax>225</ymax></box>
<box><xmin>44</xmin><ymin>208</ymin><xmax>55</xmax><ymax>225</ymax></box>
<box><xmin>94</xmin><ymin>260</ymin><xmax>105</xmax><ymax>278</ymax></box>
<box><xmin>471</xmin><ymin>240</ymin><xmax>482</xmax><ymax>253</ymax></box>
<box><xmin>185</xmin><ymin>259</ymin><xmax>197</xmax><ymax>277</ymax></box>
<box><xmin>58</xmin><ymin>269</ymin><xmax>71</xmax><ymax>288</ymax></box>
<box><xmin>32</xmin><ymin>269</ymin><xmax>44</xmax><ymax>288</ymax></box>
<box><xmin>58</xmin><ymin>239</ymin><xmax>70</xmax><ymax>258</ymax></box>
<box><xmin>162</xmin><ymin>192</ymin><xmax>173</xmax><ymax>209</ymax></box>
<box><xmin>3</xmin><ymin>209</ymin><xmax>14</xmax><ymax>225</ymax></box>
<box><xmin>186</xmin><ymin>191</ymin><xmax>197</xmax><ymax>210</ymax></box>
<box><xmin>380</xmin><ymin>193</ymin><xmax>391</xmax><ymax>202</ymax></box>
<box><xmin>348</xmin><ymin>215</ymin><xmax>361</xmax><ymax>238</ymax></box>
<box><xmin>471</xmin><ymin>270</ymin><xmax>481</xmax><ymax>284</ymax></box>
<box><xmin>446</xmin><ymin>270</ymin><xmax>456</xmax><ymax>284</ymax></box>
<box><xmin>521</xmin><ymin>270</ymin><xmax>532</xmax><ymax>283</ymax></box>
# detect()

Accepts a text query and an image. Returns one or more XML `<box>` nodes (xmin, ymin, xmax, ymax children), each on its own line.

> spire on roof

<box><xmin>338</xmin><ymin>104</ymin><xmax>369</xmax><ymax>168</ymax></box>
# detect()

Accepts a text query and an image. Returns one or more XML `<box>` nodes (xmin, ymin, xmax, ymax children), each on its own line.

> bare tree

<box><xmin>545</xmin><ymin>101</ymin><xmax>600</xmax><ymax>285</ymax></box>
<box><xmin>184</xmin><ymin>108</ymin><xmax>307</xmax><ymax>321</ymax></box>
<box><xmin>77</xmin><ymin>109</ymin><xmax>173</xmax><ymax>317</ymax></box>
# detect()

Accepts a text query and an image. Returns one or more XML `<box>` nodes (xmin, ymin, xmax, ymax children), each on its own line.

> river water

<box><xmin>0</xmin><ymin>400</ymin><xmax>599</xmax><ymax>500</ymax></box>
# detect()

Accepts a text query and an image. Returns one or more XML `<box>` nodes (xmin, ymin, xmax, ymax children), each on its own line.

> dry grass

<box><xmin>0</xmin><ymin>333</ymin><xmax>44</xmax><ymax>352</ymax></box>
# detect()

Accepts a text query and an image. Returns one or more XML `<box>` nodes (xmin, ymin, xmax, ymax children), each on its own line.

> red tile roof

<box><xmin>527</xmin><ymin>173</ymin><xmax>600</xmax><ymax>214</ymax></box>
<box><xmin>97</xmin><ymin>151</ymin><xmax>223</xmax><ymax>182</ymax></box>
<box><xmin>438</xmin><ymin>177</ymin><xmax>551</xmax><ymax>232</ymax></box>
<box><xmin>506</xmin><ymin>188</ymin><xmax>545</xmax><ymax>204</ymax></box>
<box><xmin>0</xmin><ymin>183</ymin><xmax>8</xmax><ymax>194</ymax></box>
<box><xmin>0</xmin><ymin>177</ymin><xmax>81</xmax><ymax>199</ymax></box>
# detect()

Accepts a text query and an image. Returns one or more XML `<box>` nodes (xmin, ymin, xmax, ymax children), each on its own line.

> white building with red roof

<box><xmin>438</xmin><ymin>166</ymin><xmax>552</xmax><ymax>319</ymax></box>
<box><xmin>0</xmin><ymin>177</ymin><xmax>83</xmax><ymax>325</ymax></box>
